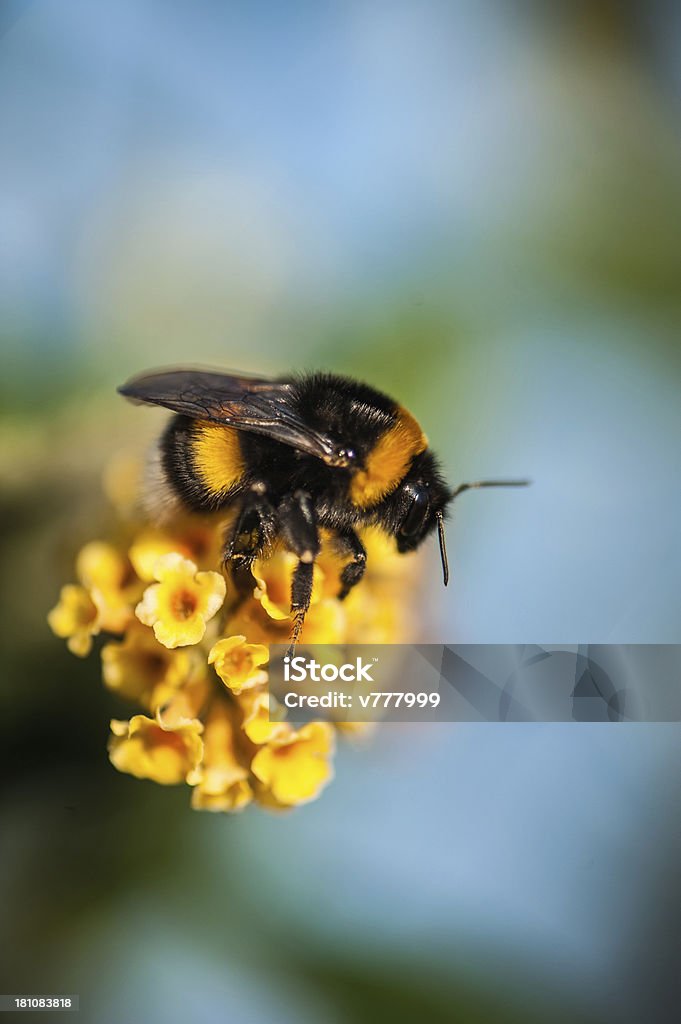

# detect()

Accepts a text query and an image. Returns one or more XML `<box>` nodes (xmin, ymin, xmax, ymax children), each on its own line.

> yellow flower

<box><xmin>51</xmin><ymin>450</ymin><xmax>428</xmax><ymax>816</ymax></box>
<box><xmin>225</xmin><ymin>592</ymin><xmax>347</xmax><ymax>647</ymax></box>
<box><xmin>239</xmin><ymin>690</ymin><xmax>287</xmax><ymax>745</ymax></box>
<box><xmin>315</xmin><ymin>526</ymin><xmax>415</xmax><ymax>597</ymax></box>
<box><xmin>129</xmin><ymin>524</ymin><xmax>220</xmax><ymax>583</ymax></box>
<box><xmin>135</xmin><ymin>553</ymin><xmax>225</xmax><ymax>648</ymax></box>
<box><xmin>208</xmin><ymin>635</ymin><xmax>269</xmax><ymax>694</ymax></box>
<box><xmin>224</xmin><ymin>601</ymin><xmax>289</xmax><ymax>646</ymax></box>
<box><xmin>191</xmin><ymin>699</ymin><xmax>252</xmax><ymax>812</ymax></box>
<box><xmin>253</xmin><ymin>548</ymin><xmax>324</xmax><ymax>620</ymax></box>
<box><xmin>350</xmin><ymin>527</ymin><xmax>423</xmax><ymax>641</ymax></box>
<box><xmin>299</xmin><ymin>598</ymin><xmax>348</xmax><ymax>644</ymax></box>
<box><xmin>251</xmin><ymin>722</ymin><xmax>335</xmax><ymax>806</ymax></box>
<box><xmin>178</xmin><ymin>522</ymin><xmax>223</xmax><ymax>572</ymax></box>
<box><xmin>344</xmin><ymin>584</ymin><xmax>406</xmax><ymax>643</ymax></box>
<box><xmin>128</xmin><ymin>530</ymin><xmax>191</xmax><ymax>583</ymax></box>
<box><xmin>101</xmin><ymin>624</ymin><xmax>193</xmax><ymax>708</ymax></box>
<box><xmin>108</xmin><ymin>714</ymin><xmax>204</xmax><ymax>785</ymax></box>
<box><xmin>315</xmin><ymin>532</ymin><xmax>347</xmax><ymax>598</ymax></box>
<box><xmin>76</xmin><ymin>540</ymin><xmax>142</xmax><ymax>633</ymax></box>
<box><xmin>156</xmin><ymin>674</ymin><xmax>211</xmax><ymax>730</ymax></box>
<box><xmin>251</xmin><ymin>783</ymin><xmax>293</xmax><ymax>813</ymax></box>
<box><xmin>360</xmin><ymin>526</ymin><xmax>414</xmax><ymax>579</ymax></box>
<box><xmin>48</xmin><ymin>584</ymin><xmax>100</xmax><ymax>656</ymax></box>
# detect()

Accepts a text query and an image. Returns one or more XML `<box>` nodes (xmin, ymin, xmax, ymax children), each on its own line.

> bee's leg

<box><xmin>288</xmin><ymin>561</ymin><xmax>314</xmax><ymax>655</ymax></box>
<box><xmin>278</xmin><ymin>490</ymin><xmax>320</xmax><ymax>654</ymax></box>
<box><xmin>223</xmin><ymin>485</ymin><xmax>276</xmax><ymax>601</ymax></box>
<box><xmin>334</xmin><ymin>528</ymin><xmax>367</xmax><ymax>600</ymax></box>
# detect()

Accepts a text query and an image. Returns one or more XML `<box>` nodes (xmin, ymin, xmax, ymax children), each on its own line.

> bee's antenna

<box><xmin>436</xmin><ymin>512</ymin><xmax>449</xmax><ymax>587</ymax></box>
<box><xmin>448</xmin><ymin>479</ymin><xmax>531</xmax><ymax>501</ymax></box>
<box><xmin>441</xmin><ymin>480</ymin><xmax>530</xmax><ymax>585</ymax></box>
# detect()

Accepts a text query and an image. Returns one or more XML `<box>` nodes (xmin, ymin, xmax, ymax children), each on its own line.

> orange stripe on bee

<box><xmin>192</xmin><ymin>421</ymin><xmax>245</xmax><ymax>498</ymax></box>
<box><xmin>350</xmin><ymin>406</ymin><xmax>428</xmax><ymax>508</ymax></box>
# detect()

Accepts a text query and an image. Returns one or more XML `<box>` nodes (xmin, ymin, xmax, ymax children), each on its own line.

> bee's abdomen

<box><xmin>161</xmin><ymin>415</ymin><xmax>246</xmax><ymax>512</ymax></box>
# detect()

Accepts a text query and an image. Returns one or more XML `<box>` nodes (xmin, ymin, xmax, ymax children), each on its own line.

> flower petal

<box><xmin>108</xmin><ymin>715</ymin><xmax>204</xmax><ymax>785</ymax></box>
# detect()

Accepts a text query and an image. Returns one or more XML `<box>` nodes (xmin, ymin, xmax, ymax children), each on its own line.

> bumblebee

<box><xmin>119</xmin><ymin>368</ymin><xmax>527</xmax><ymax>646</ymax></box>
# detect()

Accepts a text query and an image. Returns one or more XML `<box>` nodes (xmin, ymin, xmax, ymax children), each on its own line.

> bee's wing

<box><xmin>118</xmin><ymin>368</ymin><xmax>348</xmax><ymax>466</ymax></box>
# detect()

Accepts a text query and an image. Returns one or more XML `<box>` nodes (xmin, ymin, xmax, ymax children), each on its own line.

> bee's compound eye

<box><xmin>401</xmin><ymin>488</ymin><xmax>429</xmax><ymax>538</ymax></box>
<box><xmin>331</xmin><ymin>446</ymin><xmax>356</xmax><ymax>466</ymax></box>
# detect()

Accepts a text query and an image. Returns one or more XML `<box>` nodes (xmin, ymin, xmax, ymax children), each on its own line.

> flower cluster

<box><xmin>48</xmin><ymin>455</ymin><xmax>421</xmax><ymax>812</ymax></box>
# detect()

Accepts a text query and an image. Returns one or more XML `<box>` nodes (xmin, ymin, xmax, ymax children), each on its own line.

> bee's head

<box><xmin>390</xmin><ymin>451</ymin><xmax>451</xmax><ymax>580</ymax></box>
<box><xmin>391</xmin><ymin>453</ymin><xmax>529</xmax><ymax>586</ymax></box>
